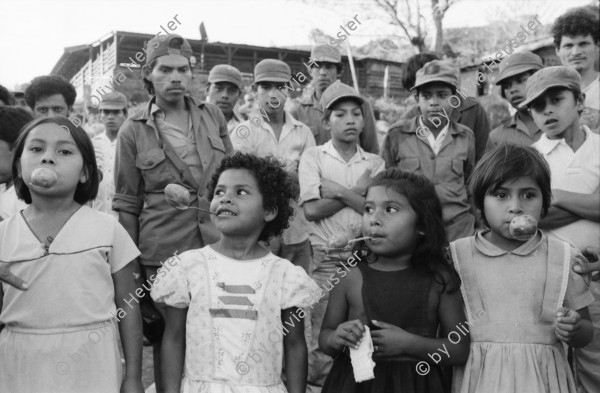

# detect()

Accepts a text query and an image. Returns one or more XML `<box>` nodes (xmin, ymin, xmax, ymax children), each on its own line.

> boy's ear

<box><xmin>142</xmin><ymin>64</ymin><xmax>152</xmax><ymax>80</ymax></box>
<box><xmin>322</xmin><ymin>117</ymin><xmax>331</xmax><ymax>131</ymax></box>
<box><xmin>264</xmin><ymin>207</ymin><xmax>278</xmax><ymax>223</ymax></box>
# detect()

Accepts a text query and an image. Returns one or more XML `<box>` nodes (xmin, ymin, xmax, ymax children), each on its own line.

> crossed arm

<box><xmin>541</xmin><ymin>185</ymin><xmax>600</xmax><ymax>229</ymax></box>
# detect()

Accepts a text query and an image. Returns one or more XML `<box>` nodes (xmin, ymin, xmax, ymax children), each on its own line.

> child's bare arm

<box><xmin>302</xmin><ymin>199</ymin><xmax>346</xmax><ymax>221</ymax></box>
<box><xmin>319</xmin><ymin>270</ymin><xmax>364</xmax><ymax>356</ymax></box>
<box><xmin>371</xmin><ymin>276</ymin><xmax>469</xmax><ymax>366</ymax></box>
<box><xmin>540</xmin><ymin>206</ymin><xmax>581</xmax><ymax>229</ymax></box>
<box><xmin>555</xmin><ymin>306</ymin><xmax>593</xmax><ymax>348</ymax></box>
<box><xmin>161</xmin><ymin>305</ymin><xmax>188</xmax><ymax>393</ymax></box>
<box><xmin>283</xmin><ymin>307</ymin><xmax>307</xmax><ymax>393</ymax></box>
<box><xmin>113</xmin><ymin>262</ymin><xmax>144</xmax><ymax>393</ymax></box>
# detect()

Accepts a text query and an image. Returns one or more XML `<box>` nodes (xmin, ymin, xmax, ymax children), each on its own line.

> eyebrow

<box><xmin>27</xmin><ymin>138</ymin><xmax>76</xmax><ymax>146</ymax></box>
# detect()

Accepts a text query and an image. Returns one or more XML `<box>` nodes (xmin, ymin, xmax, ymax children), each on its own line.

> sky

<box><xmin>0</xmin><ymin>0</ymin><xmax>591</xmax><ymax>89</ymax></box>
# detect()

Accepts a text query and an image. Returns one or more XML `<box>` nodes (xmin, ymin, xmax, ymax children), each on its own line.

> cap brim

<box><xmin>326</xmin><ymin>94</ymin><xmax>364</xmax><ymax>109</ymax></box>
<box><xmin>313</xmin><ymin>58</ymin><xmax>341</xmax><ymax>64</ymax></box>
<box><xmin>495</xmin><ymin>65</ymin><xmax>541</xmax><ymax>85</ymax></box>
<box><xmin>519</xmin><ymin>83</ymin><xmax>572</xmax><ymax>108</ymax></box>
<box><xmin>99</xmin><ymin>104</ymin><xmax>126</xmax><ymax>110</ymax></box>
<box><xmin>254</xmin><ymin>76</ymin><xmax>290</xmax><ymax>83</ymax></box>
<box><xmin>411</xmin><ymin>77</ymin><xmax>458</xmax><ymax>91</ymax></box>
<box><xmin>210</xmin><ymin>78</ymin><xmax>242</xmax><ymax>89</ymax></box>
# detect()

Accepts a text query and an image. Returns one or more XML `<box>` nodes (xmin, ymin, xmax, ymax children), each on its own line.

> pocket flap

<box><xmin>135</xmin><ymin>149</ymin><xmax>166</xmax><ymax>169</ymax></box>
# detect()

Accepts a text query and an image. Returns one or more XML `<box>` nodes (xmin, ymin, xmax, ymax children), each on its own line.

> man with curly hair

<box><xmin>553</xmin><ymin>7</ymin><xmax>600</xmax><ymax>114</ymax></box>
<box><xmin>24</xmin><ymin>75</ymin><xmax>76</xmax><ymax>118</ymax></box>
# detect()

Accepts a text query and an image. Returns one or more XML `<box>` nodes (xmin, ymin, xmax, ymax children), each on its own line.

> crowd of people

<box><xmin>0</xmin><ymin>5</ymin><xmax>598</xmax><ymax>393</ymax></box>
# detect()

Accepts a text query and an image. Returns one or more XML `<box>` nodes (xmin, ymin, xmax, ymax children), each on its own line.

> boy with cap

<box><xmin>289</xmin><ymin>44</ymin><xmax>379</xmax><ymax>154</ymax></box>
<box><xmin>113</xmin><ymin>33</ymin><xmax>233</xmax><ymax>393</ymax></box>
<box><xmin>401</xmin><ymin>53</ymin><xmax>491</xmax><ymax>163</ymax></box>
<box><xmin>91</xmin><ymin>92</ymin><xmax>128</xmax><ymax>218</ymax></box>
<box><xmin>382</xmin><ymin>60</ymin><xmax>476</xmax><ymax>242</ymax></box>
<box><xmin>24</xmin><ymin>75</ymin><xmax>76</xmax><ymax>118</ymax></box>
<box><xmin>487</xmin><ymin>51</ymin><xmax>544</xmax><ymax>150</ymax></box>
<box><xmin>230</xmin><ymin>59</ymin><xmax>315</xmax><ymax>273</ymax></box>
<box><xmin>206</xmin><ymin>64</ymin><xmax>244</xmax><ymax>133</ymax></box>
<box><xmin>525</xmin><ymin>66</ymin><xmax>600</xmax><ymax>393</ymax></box>
<box><xmin>299</xmin><ymin>80</ymin><xmax>384</xmax><ymax>392</ymax></box>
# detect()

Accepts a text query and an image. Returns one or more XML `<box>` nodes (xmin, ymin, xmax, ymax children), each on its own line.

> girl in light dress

<box><xmin>152</xmin><ymin>153</ymin><xmax>321</xmax><ymax>393</ymax></box>
<box><xmin>0</xmin><ymin>116</ymin><xmax>143</xmax><ymax>393</ymax></box>
<box><xmin>450</xmin><ymin>145</ymin><xmax>594</xmax><ymax>393</ymax></box>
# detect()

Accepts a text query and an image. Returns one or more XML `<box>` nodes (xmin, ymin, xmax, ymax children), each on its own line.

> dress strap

<box><xmin>539</xmin><ymin>236</ymin><xmax>571</xmax><ymax>323</ymax></box>
<box><xmin>450</xmin><ymin>238</ymin><xmax>488</xmax><ymax>324</ymax></box>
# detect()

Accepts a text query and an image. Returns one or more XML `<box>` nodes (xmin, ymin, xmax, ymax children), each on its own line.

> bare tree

<box><xmin>372</xmin><ymin>0</ymin><xmax>459</xmax><ymax>53</ymax></box>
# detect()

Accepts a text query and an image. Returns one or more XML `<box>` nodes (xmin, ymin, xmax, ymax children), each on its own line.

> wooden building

<box><xmin>50</xmin><ymin>31</ymin><xmax>405</xmax><ymax>109</ymax></box>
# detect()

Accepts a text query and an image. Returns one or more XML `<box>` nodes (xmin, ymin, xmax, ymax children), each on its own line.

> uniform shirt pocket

<box><xmin>135</xmin><ymin>149</ymin><xmax>175</xmax><ymax>191</ymax></box>
<box><xmin>398</xmin><ymin>157</ymin><xmax>420</xmax><ymax>173</ymax></box>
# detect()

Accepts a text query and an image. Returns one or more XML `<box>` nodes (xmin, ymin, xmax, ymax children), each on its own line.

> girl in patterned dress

<box><xmin>0</xmin><ymin>116</ymin><xmax>143</xmax><ymax>393</ymax></box>
<box><xmin>320</xmin><ymin>169</ymin><xmax>470</xmax><ymax>393</ymax></box>
<box><xmin>451</xmin><ymin>145</ymin><xmax>594</xmax><ymax>393</ymax></box>
<box><xmin>151</xmin><ymin>153</ymin><xmax>320</xmax><ymax>393</ymax></box>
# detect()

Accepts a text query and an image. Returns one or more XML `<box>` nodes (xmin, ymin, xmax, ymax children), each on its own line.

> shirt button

<box><xmin>148</xmin><ymin>160</ymin><xmax>153</xmax><ymax>165</ymax></box>
<box><xmin>199</xmin><ymin>217</ymin><xmax>206</xmax><ymax>224</ymax></box>
<box><xmin>179</xmin><ymin>170</ymin><xmax>184</xmax><ymax>174</ymax></box>
<box><xmin>429</xmin><ymin>155</ymin><xmax>435</xmax><ymax>159</ymax></box>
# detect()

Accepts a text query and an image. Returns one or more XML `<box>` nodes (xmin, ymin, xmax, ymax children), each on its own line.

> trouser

<box><xmin>574</xmin><ymin>281</ymin><xmax>600</xmax><ymax>393</ymax></box>
<box><xmin>306</xmin><ymin>247</ymin><xmax>356</xmax><ymax>393</ymax></box>
<box><xmin>267</xmin><ymin>237</ymin><xmax>312</xmax><ymax>274</ymax></box>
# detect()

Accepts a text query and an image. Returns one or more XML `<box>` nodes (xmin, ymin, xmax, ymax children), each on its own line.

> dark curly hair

<box><xmin>206</xmin><ymin>152</ymin><xmax>296</xmax><ymax>242</ymax></box>
<box><xmin>24</xmin><ymin>75</ymin><xmax>76</xmax><ymax>109</ymax></box>
<box><xmin>12</xmin><ymin>116</ymin><xmax>99</xmax><ymax>205</ymax></box>
<box><xmin>360</xmin><ymin>169</ymin><xmax>460</xmax><ymax>294</ymax></box>
<box><xmin>552</xmin><ymin>7</ymin><xmax>599</xmax><ymax>47</ymax></box>
<box><xmin>0</xmin><ymin>84</ymin><xmax>15</xmax><ymax>105</ymax></box>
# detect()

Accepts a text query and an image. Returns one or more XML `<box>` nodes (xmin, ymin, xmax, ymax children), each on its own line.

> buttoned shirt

<box><xmin>402</xmin><ymin>97</ymin><xmax>490</xmax><ymax>163</ymax></box>
<box><xmin>583</xmin><ymin>75</ymin><xmax>599</xmax><ymax>112</ymax></box>
<box><xmin>533</xmin><ymin>125</ymin><xmax>600</xmax><ymax>251</ymax></box>
<box><xmin>487</xmin><ymin>111</ymin><xmax>543</xmax><ymax>151</ymax></box>
<box><xmin>289</xmin><ymin>92</ymin><xmax>380</xmax><ymax>154</ymax></box>
<box><xmin>299</xmin><ymin>141</ymin><xmax>385</xmax><ymax>248</ymax></box>
<box><xmin>419</xmin><ymin>116</ymin><xmax>449</xmax><ymax>155</ymax></box>
<box><xmin>382</xmin><ymin>117</ymin><xmax>475</xmax><ymax>241</ymax></box>
<box><xmin>113</xmin><ymin>96</ymin><xmax>233</xmax><ymax>266</ymax></box>
<box><xmin>231</xmin><ymin>112</ymin><xmax>316</xmax><ymax>244</ymax></box>
<box><xmin>92</xmin><ymin>132</ymin><xmax>118</xmax><ymax>218</ymax></box>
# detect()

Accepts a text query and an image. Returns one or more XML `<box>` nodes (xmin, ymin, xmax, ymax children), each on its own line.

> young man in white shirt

<box><xmin>206</xmin><ymin>64</ymin><xmax>244</xmax><ymax>133</ymax></box>
<box><xmin>92</xmin><ymin>92</ymin><xmax>128</xmax><ymax>218</ymax></box>
<box><xmin>524</xmin><ymin>66</ymin><xmax>600</xmax><ymax>393</ymax></box>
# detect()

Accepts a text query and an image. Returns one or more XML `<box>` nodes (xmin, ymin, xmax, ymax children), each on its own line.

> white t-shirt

<box><xmin>533</xmin><ymin>125</ymin><xmax>600</xmax><ymax>251</ymax></box>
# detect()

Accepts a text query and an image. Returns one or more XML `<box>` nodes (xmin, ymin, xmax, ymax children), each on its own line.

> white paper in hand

<box><xmin>349</xmin><ymin>325</ymin><xmax>375</xmax><ymax>382</ymax></box>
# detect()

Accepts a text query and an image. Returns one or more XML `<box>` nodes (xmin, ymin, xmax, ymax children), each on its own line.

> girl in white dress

<box><xmin>152</xmin><ymin>153</ymin><xmax>321</xmax><ymax>393</ymax></box>
<box><xmin>0</xmin><ymin>116</ymin><xmax>143</xmax><ymax>393</ymax></box>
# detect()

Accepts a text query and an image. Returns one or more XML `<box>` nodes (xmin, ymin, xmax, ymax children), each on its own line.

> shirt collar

<box><xmin>322</xmin><ymin>140</ymin><xmax>366</xmax><ymax>163</ymax></box>
<box><xmin>535</xmin><ymin>124</ymin><xmax>593</xmax><ymax>155</ymax></box>
<box><xmin>473</xmin><ymin>229</ymin><xmax>544</xmax><ymax>257</ymax></box>
<box><xmin>132</xmin><ymin>95</ymin><xmax>204</xmax><ymax>122</ymax></box>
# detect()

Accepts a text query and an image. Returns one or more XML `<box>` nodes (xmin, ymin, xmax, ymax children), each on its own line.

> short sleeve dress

<box><xmin>0</xmin><ymin>206</ymin><xmax>140</xmax><ymax>393</ymax></box>
<box><xmin>450</xmin><ymin>230</ymin><xmax>595</xmax><ymax>393</ymax></box>
<box><xmin>150</xmin><ymin>245</ymin><xmax>321</xmax><ymax>393</ymax></box>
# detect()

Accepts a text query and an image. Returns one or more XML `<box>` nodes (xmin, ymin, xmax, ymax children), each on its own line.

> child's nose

<box><xmin>508</xmin><ymin>199</ymin><xmax>523</xmax><ymax>214</ymax></box>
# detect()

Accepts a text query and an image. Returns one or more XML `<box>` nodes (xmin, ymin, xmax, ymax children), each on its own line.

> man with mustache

<box><xmin>206</xmin><ymin>64</ymin><xmax>244</xmax><ymax>133</ymax></box>
<box><xmin>554</xmin><ymin>7</ymin><xmax>600</xmax><ymax>128</ymax></box>
<box><xmin>487</xmin><ymin>52</ymin><xmax>544</xmax><ymax>150</ymax></box>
